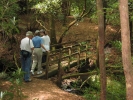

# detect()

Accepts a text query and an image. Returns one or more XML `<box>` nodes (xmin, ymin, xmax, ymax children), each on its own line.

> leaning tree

<box><xmin>119</xmin><ymin>0</ymin><xmax>133</xmax><ymax>99</ymax></box>
<box><xmin>96</xmin><ymin>0</ymin><xmax>106</xmax><ymax>99</ymax></box>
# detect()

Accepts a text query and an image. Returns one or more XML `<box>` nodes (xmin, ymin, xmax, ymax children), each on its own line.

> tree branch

<box><xmin>58</xmin><ymin>6</ymin><xmax>94</xmax><ymax>43</ymax></box>
<box><xmin>36</xmin><ymin>18</ymin><xmax>50</xmax><ymax>31</ymax></box>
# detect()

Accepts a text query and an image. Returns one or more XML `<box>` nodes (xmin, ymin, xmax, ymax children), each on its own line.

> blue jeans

<box><xmin>20</xmin><ymin>53</ymin><xmax>31</xmax><ymax>81</ymax></box>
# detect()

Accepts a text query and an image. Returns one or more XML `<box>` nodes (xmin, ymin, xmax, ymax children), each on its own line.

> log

<box><xmin>62</xmin><ymin>70</ymin><xmax>124</xmax><ymax>80</ymax></box>
<box><xmin>62</xmin><ymin>71</ymin><xmax>98</xmax><ymax>79</ymax></box>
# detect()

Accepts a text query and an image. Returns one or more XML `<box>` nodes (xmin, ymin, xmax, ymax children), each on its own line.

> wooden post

<box><xmin>68</xmin><ymin>46</ymin><xmax>72</xmax><ymax>70</ymax></box>
<box><xmin>45</xmin><ymin>52</ymin><xmax>50</xmax><ymax>79</ymax></box>
<box><xmin>57</xmin><ymin>48</ymin><xmax>63</xmax><ymax>87</ymax></box>
<box><xmin>85</xmin><ymin>42</ymin><xmax>88</xmax><ymax>62</ymax></box>
<box><xmin>77</xmin><ymin>44</ymin><xmax>80</xmax><ymax>68</ymax></box>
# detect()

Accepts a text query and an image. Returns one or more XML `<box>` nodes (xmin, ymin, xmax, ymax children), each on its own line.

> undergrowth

<box><xmin>83</xmin><ymin>74</ymin><xmax>126</xmax><ymax>100</ymax></box>
<box><xmin>0</xmin><ymin>54</ymin><xmax>26</xmax><ymax>100</ymax></box>
<box><xmin>0</xmin><ymin>68</ymin><xmax>26</xmax><ymax>100</ymax></box>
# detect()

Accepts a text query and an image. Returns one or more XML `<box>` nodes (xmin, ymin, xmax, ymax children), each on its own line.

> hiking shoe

<box><xmin>30</xmin><ymin>70</ymin><xmax>34</xmax><ymax>75</ymax></box>
<box><xmin>37</xmin><ymin>71</ymin><xmax>43</xmax><ymax>75</ymax></box>
<box><xmin>25</xmin><ymin>79</ymin><xmax>32</xmax><ymax>82</ymax></box>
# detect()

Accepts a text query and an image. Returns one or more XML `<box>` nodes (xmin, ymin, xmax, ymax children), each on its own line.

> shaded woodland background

<box><xmin>0</xmin><ymin>0</ymin><xmax>133</xmax><ymax>100</ymax></box>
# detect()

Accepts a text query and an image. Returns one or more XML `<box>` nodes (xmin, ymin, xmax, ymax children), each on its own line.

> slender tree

<box><xmin>97</xmin><ymin>0</ymin><xmax>106</xmax><ymax>100</ymax></box>
<box><xmin>49</xmin><ymin>14</ymin><xmax>57</xmax><ymax>44</ymax></box>
<box><xmin>119</xmin><ymin>0</ymin><xmax>133</xmax><ymax>99</ymax></box>
<box><xmin>61</xmin><ymin>0</ymin><xmax>70</xmax><ymax>26</ymax></box>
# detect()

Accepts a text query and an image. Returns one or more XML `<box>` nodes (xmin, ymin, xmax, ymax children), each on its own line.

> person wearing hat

<box><xmin>20</xmin><ymin>31</ymin><xmax>34</xmax><ymax>82</ymax></box>
<box><xmin>31</xmin><ymin>30</ymin><xmax>47</xmax><ymax>75</ymax></box>
<box><xmin>40</xmin><ymin>29</ymin><xmax>50</xmax><ymax>68</ymax></box>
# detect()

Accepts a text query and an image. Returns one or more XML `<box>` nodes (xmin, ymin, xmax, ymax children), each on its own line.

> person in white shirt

<box><xmin>30</xmin><ymin>30</ymin><xmax>48</xmax><ymax>75</ymax></box>
<box><xmin>20</xmin><ymin>31</ymin><xmax>34</xmax><ymax>82</ymax></box>
<box><xmin>40</xmin><ymin>29</ymin><xmax>50</xmax><ymax>68</ymax></box>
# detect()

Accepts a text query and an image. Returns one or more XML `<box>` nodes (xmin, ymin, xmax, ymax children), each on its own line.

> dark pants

<box><xmin>20</xmin><ymin>52</ymin><xmax>32</xmax><ymax>81</ymax></box>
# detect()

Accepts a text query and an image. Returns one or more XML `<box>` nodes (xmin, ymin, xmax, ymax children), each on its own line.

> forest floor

<box><xmin>0</xmin><ymin>77</ymin><xmax>85</xmax><ymax>100</ymax></box>
<box><xmin>0</xmin><ymin>16</ymin><xmax>120</xmax><ymax>100</ymax></box>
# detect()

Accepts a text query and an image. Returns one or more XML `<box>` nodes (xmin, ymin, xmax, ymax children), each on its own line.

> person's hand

<box><xmin>46</xmin><ymin>50</ymin><xmax>50</xmax><ymax>52</ymax></box>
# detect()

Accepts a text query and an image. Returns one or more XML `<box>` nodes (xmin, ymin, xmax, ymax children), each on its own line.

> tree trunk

<box><xmin>61</xmin><ymin>0</ymin><xmax>70</xmax><ymax>26</ymax></box>
<box><xmin>119</xmin><ymin>0</ymin><xmax>133</xmax><ymax>100</ymax></box>
<box><xmin>97</xmin><ymin>0</ymin><xmax>106</xmax><ymax>100</ymax></box>
<box><xmin>49</xmin><ymin>14</ymin><xmax>57</xmax><ymax>44</ymax></box>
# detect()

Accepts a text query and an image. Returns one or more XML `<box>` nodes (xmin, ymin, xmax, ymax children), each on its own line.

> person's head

<box><xmin>34</xmin><ymin>30</ymin><xmax>40</xmax><ymax>36</ymax></box>
<box><xmin>40</xmin><ymin>29</ymin><xmax>46</xmax><ymax>36</ymax></box>
<box><xmin>26</xmin><ymin>31</ymin><xmax>33</xmax><ymax>39</ymax></box>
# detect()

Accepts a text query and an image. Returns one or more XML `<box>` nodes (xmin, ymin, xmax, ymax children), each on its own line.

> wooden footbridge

<box><xmin>34</xmin><ymin>40</ymin><xmax>91</xmax><ymax>82</ymax></box>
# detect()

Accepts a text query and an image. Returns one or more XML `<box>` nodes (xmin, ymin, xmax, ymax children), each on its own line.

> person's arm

<box><xmin>30</xmin><ymin>39</ymin><xmax>34</xmax><ymax>52</ymax></box>
<box><xmin>31</xmin><ymin>47</ymin><xmax>34</xmax><ymax>52</ymax></box>
<box><xmin>41</xmin><ymin>44</ymin><xmax>48</xmax><ymax>52</ymax></box>
<box><xmin>40</xmin><ymin>37</ymin><xmax>48</xmax><ymax>52</ymax></box>
<box><xmin>48</xmin><ymin>36</ymin><xmax>51</xmax><ymax>47</ymax></box>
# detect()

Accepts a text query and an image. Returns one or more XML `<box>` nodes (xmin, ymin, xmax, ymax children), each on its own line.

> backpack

<box><xmin>21</xmin><ymin>50</ymin><xmax>30</xmax><ymax>59</ymax></box>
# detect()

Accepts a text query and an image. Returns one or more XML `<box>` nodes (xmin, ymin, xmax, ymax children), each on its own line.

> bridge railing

<box><xmin>43</xmin><ymin>40</ymin><xmax>90</xmax><ymax>80</ymax></box>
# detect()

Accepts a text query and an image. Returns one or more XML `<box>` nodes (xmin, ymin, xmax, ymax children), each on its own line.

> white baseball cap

<box><xmin>26</xmin><ymin>31</ymin><xmax>33</xmax><ymax>36</ymax></box>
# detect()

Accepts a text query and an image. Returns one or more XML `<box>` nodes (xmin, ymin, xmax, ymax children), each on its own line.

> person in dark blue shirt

<box><xmin>31</xmin><ymin>30</ymin><xmax>47</xmax><ymax>75</ymax></box>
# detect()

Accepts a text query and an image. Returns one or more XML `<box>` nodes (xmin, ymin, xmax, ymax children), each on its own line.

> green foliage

<box><xmin>110</xmin><ymin>40</ymin><xmax>122</xmax><ymax>51</ymax></box>
<box><xmin>89</xmin><ymin>75</ymin><xmax>101</xmax><ymax>90</ymax></box>
<box><xmin>89</xmin><ymin>0</ymin><xmax>120</xmax><ymax>25</ymax></box>
<box><xmin>90</xmin><ymin>12</ymin><xmax>98</xmax><ymax>24</ymax></box>
<box><xmin>70</xmin><ymin>0</ymin><xmax>95</xmax><ymax>16</ymax></box>
<box><xmin>33</xmin><ymin>98</ymin><xmax>39</xmax><ymax>100</ymax></box>
<box><xmin>107</xmin><ymin>78</ymin><xmax>126</xmax><ymax>100</ymax></box>
<box><xmin>0</xmin><ymin>0</ymin><xmax>20</xmax><ymax>38</ymax></box>
<box><xmin>0</xmin><ymin>91</ymin><xmax>14</xmax><ymax>100</ymax></box>
<box><xmin>70</xmin><ymin>80</ymin><xmax>82</xmax><ymax>89</ymax></box>
<box><xmin>0</xmin><ymin>68</ymin><xmax>26</xmax><ymax>100</ymax></box>
<box><xmin>83</xmin><ymin>74</ymin><xmax>126</xmax><ymax>100</ymax></box>
<box><xmin>0</xmin><ymin>72</ymin><xmax>8</xmax><ymax>79</ymax></box>
<box><xmin>0</xmin><ymin>54</ymin><xmax>38</xmax><ymax>100</ymax></box>
<box><xmin>80</xmin><ymin>41</ymin><xmax>91</xmax><ymax>51</ymax></box>
<box><xmin>105</xmin><ymin>1</ymin><xmax>119</xmax><ymax>25</ymax></box>
<box><xmin>0</xmin><ymin>0</ymin><xmax>19</xmax><ymax>18</ymax></box>
<box><xmin>83</xmin><ymin>75</ymin><xmax>100</xmax><ymax>100</ymax></box>
<box><xmin>129</xmin><ymin>0</ymin><xmax>133</xmax><ymax>21</ymax></box>
<box><xmin>83</xmin><ymin>87</ymin><xmax>100</xmax><ymax>100</ymax></box>
<box><xmin>33</xmin><ymin>0</ymin><xmax>61</xmax><ymax>14</ymax></box>
<box><xmin>111</xmin><ymin>62</ymin><xmax>123</xmax><ymax>70</ymax></box>
<box><xmin>2</xmin><ymin>17</ymin><xmax>19</xmax><ymax>36</ymax></box>
<box><xmin>70</xmin><ymin>0</ymin><xmax>96</xmax><ymax>23</ymax></box>
<box><xmin>131</xmin><ymin>56</ymin><xmax>133</xmax><ymax>65</ymax></box>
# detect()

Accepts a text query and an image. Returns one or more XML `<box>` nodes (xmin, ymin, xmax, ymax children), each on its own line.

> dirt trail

<box><xmin>23</xmin><ymin>78</ymin><xmax>85</xmax><ymax>100</ymax></box>
<box><xmin>1</xmin><ymin>77</ymin><xmax>85</xmax><ymax>100</ymax></box>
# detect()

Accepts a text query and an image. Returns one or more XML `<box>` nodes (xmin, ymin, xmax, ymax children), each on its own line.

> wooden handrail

<box><xmin>44</xmin><ymin>40</ymin><xmax>90</xmax><ymax>79</ymax></box>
